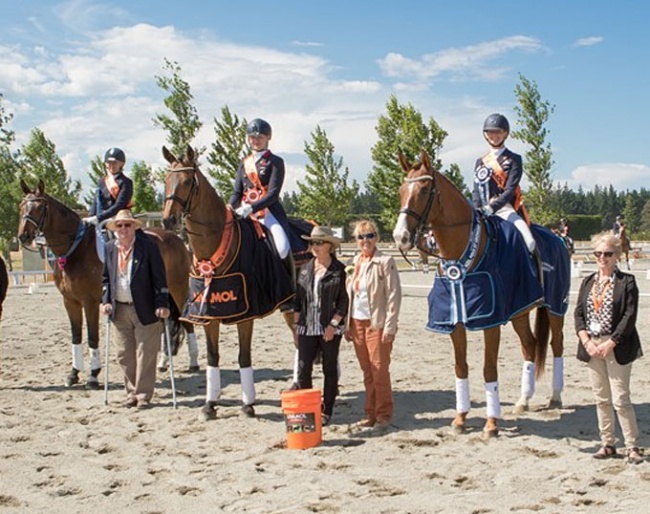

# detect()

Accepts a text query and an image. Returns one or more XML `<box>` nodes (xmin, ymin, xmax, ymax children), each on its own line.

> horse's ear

<box><xmin>421</xmin><ymin>150</ymin><xmax>430</xmax><ymax>170</ymax></box>
<box><xmin>37</xmin><ymin>179</ymin><xmax>45</xmax><ymax>195</ymax></box>
<box><xmin>398</xmin><ymin>153</ymin><xmax>410</xmax><ymax>173</ymax></box>
<box><xmin>162</xmin><ymin>146</ymin><xmax>175</xmax><ymax>165</ymax></box>
<box><xmin>185</xmin><ymin>144</ymin><xmax>195</xmax><ymax>162</ymax></box>
<box><xmin>20</xmin><ymin>179</ymin><xmax>31</xmax><ymax>195</ymax></box>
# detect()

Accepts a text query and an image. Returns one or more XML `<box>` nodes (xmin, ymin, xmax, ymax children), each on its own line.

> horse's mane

<box><xmin>45</xmin><ymin>193</ymin><xmax>81</xmax><ymax>221</ymax></box>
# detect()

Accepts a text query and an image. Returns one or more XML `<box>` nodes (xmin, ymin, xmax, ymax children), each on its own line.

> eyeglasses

<box><xmin>594</xmin><ymin>251</ymin><xmax>614</xmax><ymax>258</ymax></box>
<box><xmin>311</xmin><ymin>240</ymin><xmax>327</xmax><ymax>246</ymax></box>
<box><xmin>356</xmin><ymin>233</ymin><xmax>376</xmax><ymax>241</ymax></box>
<box><xmin>116</xmin><ymin>223</ymin><xmax>133</xmax><ymax>229</ymax></box>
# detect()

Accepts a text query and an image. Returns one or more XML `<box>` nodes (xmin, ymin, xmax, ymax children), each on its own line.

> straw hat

<box><xmin>106</xmin><ymin>209</ymin><xmax>143</xmax><ymax>231</ymax></box>
<box><xmin>301</xmin><ymin>225</ymin><xmax>342</xmax><ymax>249</ymax></box>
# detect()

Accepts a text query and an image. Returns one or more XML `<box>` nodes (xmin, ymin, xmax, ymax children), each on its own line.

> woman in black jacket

<box><xmin>574</xmin><ymin>233</ymin><xmax>643</xmax><ymax>463</ymax></box>
<box><xmin>293</xmin><ymin>226</ymin><xmax>349</xmax><ymax>426</ymax></box>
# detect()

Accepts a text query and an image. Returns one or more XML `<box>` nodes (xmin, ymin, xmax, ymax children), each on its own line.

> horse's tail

<box><xmin>534</xmin><ymin>306</ymin><xmax>550</xmax><ymax>379</ymax></box>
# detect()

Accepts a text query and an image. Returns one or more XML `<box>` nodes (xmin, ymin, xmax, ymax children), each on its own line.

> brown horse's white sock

<box><xmin>206</xmin><ymin>366</ymin><xmax>221</xmax><ymax>402</ymax></box>
<box><xmin>72</xmin><ymin>344</ymin><xmax>84</xmax><ymax>371</ymax></box>
<box><xmin>240</xmin><ymin>367</ymin><xmax>255</xmax><ymax>405</ymax></box>
<box><xmin>456</xmin><ymin>377</ymin><xmax>470</xmax><ymax>413</ymax></box>
<box><xmin>485</xmin><ymin>381</ymin><xmax>501</xmax><ymax>419</ymax></box>
<box><xmin>552</xmin><ymin>357</ymin><xmax>564</xmax><ymax>393</ymax></box>
<box><xmin>521</xmin><ymin>361</ymin><xmax>535</xmax><ymax>399</ymax></box>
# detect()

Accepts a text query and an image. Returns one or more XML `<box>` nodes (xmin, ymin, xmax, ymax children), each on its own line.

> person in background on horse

<box><xmin>574</xmin><ymin>233</ymin><xmax>643</xmax><ymax>464</ymax></box>
<box><xmin>612</xmin><ymin>215</ymin><xmax>623</xmax><ymax>237</ymax></box>
<box><xmin>293</xmin><ymin>226</ymin><xmax>348</xmax><ymax>426</ymax></box>
<box><xmin>559</xmin><ymin>217</ymin><xmax>569</xmax><ymax>237</ymax></box>
<box><xmin>472</xmin><ymin>113</ymin><xmax>536</xmax><ymax>253</ymax></box>
<box><xmin>101</xmin><ymin>209</ymin><xmax>170</xmax><ymax>409</ymax></box>
<box><xmin>84</xmin><ymin>148</ymin><xmax>133</xmax><ymax>262</ymax></box>
<box><xmin>345</xmin><ymin>219</ymin><xmax>402</xmax><ymax>431</ymax></box>
<box><xmin>229</xmin><ymin>118</ymin><xmax>292</xmax><ymax>260</ymax></box>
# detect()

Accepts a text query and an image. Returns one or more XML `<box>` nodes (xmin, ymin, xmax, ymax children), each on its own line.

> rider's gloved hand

<box><xmin>481</xmin><ymin>205</ymin><xmax>494</xmax><ymax>217</ymax></box>
<box><xmin>83</xmin><ymin>216</ymin><xmax>99</xmax><ymax>225</ymax></box>
<box><xmin>235</xmin><ymin>204</ymin><xmax>253</xmax><ymax>219</ymax></box>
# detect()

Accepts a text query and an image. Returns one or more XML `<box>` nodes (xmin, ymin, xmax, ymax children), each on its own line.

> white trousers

<box><xmin>259</xmin><ymin>210</ymin><xmax>290</xmax><ymax>259</ymax></box>
<box><xmin>495</xmin><ymin>204</ymin><xmax>536</xmax><ymax>252</ymax></box>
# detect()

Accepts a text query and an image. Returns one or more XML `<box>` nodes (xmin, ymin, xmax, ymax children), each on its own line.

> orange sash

<box><xmin>481</xmin><ymin>152</ymin><xmax>530</xmax><ymax>225</ymax></box>
<box><xmin>242</xmin><ymin>154</ymin><xmax>268</xmax><ymax>218</ymax></box>
<box><xmin>105</xmin><ymin>173</ymin><xmax>133</xmax><ymax>208</ymax></box>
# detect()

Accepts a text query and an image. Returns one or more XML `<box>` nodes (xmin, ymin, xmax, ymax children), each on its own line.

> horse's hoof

<box><xmin>65</xmin><ymin>373</ymin><xmax>80</xmax><ymax>387</ymax></box>
<box><xmin>512</xmin><ymin>403</ymin><xmax>528</xmax><ymax>415</ymax></box>
<box><xmin>187</xmin><ymin>365</ymin><xmax>200</xmax><ymax>373</ymax></box>
<box><xmin>198</xmin><ymin>404</ymin><xmax>217</xmax><ymax>422</ymax></box>
<box><xmin>85</xmin><ymin>377</ymin><xmax>101</xmax><ymax>390</ymax></box>
<box><xmin>241</xmin><ymin>404</ymin><xmax>256</xmax><ymax>418</ymax></box>
<box><xmin>547</xmin><ymin>399</ymin><xmax>562</xmax><ymax>409</ymax></box>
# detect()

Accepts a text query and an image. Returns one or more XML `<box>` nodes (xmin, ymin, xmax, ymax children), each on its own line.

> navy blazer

<box><xmin>101</xmin><ymin>230</ymin><xmax>169</xmax><ymax>325</ymax></box>
<box><xmin>472</xmin><ymin>148</ymin><xmax>523</xmax><ymax>212</ymax></box>
<box><xmin>90</xmin><ymin>172</ymin><xmax>134</xmax><ymax>223</ymax></box>
<box><xmin>574</xmin><ymin>269</ymin><xmax>643</xmax><ymax>365</ymax></box>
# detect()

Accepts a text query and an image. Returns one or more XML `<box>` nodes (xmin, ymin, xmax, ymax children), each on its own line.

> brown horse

<box><xmin>17</xmin><ymin>179</ymin><xmax>197</xmax><ymax>389</ymax></box>
<box><xmin>162</xmin><ymin>145</ymin><xmax>295</xmax><ymax>420</ymax></box>
<box><xmin>393</xmin><ymin>151</ymin><xmax>569</xmax><ymax>436</ymax></box>
<box><xmin>0</xmin><ymin>255</ymin><xmax>7</xmax><ymax>320</ymax></box>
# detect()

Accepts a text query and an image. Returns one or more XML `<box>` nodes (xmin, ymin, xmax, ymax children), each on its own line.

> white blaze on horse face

<box><xmin>393</xmin><ymin>182</ymin><xmax>416</xmax><ymax>250</ymax></box>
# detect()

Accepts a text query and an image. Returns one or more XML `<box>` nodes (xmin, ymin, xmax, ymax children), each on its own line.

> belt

<box><xmin>116</xmin><ymin>300</ymin><xmax>134</xmax><ymax>305</ymax></box>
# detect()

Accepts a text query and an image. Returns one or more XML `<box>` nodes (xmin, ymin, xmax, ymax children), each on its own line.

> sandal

<box><xmin>626</xmin><ymin>447</ymin><xmax>644</xmax><ymax>465</ymax></box>
<box><xmin>593</xmin><ymin>445</ymin><xmax>616</xmax><ymax>459</ymax></box>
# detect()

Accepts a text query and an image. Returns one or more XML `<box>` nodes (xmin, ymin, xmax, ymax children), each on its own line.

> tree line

<box><xmin>2</xmin><ymin>62</ymin><xmax>648</xmax><ymax>267</ymax></box>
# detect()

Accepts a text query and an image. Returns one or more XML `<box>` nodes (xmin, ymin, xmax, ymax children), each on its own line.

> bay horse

<box><xmin>619</xmin><ymin>223</ymin><xmax>631</xmax><ymax>270</ymax></box>
<box><xmin>393</xmin><ymin>151</ymin><xmax>570</xmax><ymax>436</ymax></box>
<box><xmin>162</xmin><ymin>145</ymin><xmax>296</xmax><ymax>420</ymax></box>
<box><xmin>17</xmin><ymin>179</ymin><xmax>197</xmax><ymax>389</ymax></box>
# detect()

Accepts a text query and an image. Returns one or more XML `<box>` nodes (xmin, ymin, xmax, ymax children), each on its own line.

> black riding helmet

<box><xmin>483</xmin><ymin>113</ymin><xmax>510</xmax><ymax>133</ymax></box>
<box><xmin>104</xmin><ymin>147</ymin><xmax>126</xmax><ymax>163</ymax></box>
<box><xmin>246</xmin><ymin>118</ymin><xmax>272</xmax><ymax>137</ymax></box>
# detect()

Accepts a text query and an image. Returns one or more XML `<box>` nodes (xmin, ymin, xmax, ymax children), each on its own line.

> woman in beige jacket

<box><xmin>345</xmin><ymin>219</ymin><xmax>402</xmax><ymax>429</ymax></box>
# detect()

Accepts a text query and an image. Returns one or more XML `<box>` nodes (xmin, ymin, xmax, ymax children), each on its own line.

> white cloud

<box><xmin>291</xmin><ymin>40</ymin><xmax>324</xmax><ymax>47</ymax></box>
<box><xmin>377</xmin><ymin>36</ymin><xmax>545</xmax><ymax>82</ymax></box>
<box><xmin>565</xmin><ymin>163</ymin><xmax>650</xmax><ymax>191</ymax></box>
<box><xmin>574</xmin><ymin>36</ymin><xmax>604</xmax><ymax>47</ymax></box>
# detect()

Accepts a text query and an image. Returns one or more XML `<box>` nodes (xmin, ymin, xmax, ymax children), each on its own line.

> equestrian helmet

<box><xmin>246</xmin><ymin>118</ymin><xmax>272</xmax><ymax>137</ymax></box>
<box><xmin>104</xmin><ymin>147</ymin><xmax>126</xmax><ymax>163</ymax></box>
<box><xmin>483</xmin><ymin>113</ymin><xmax>510</xmax><ymax>133</ymax></box>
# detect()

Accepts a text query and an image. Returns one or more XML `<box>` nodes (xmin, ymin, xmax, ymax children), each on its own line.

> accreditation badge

<box><xmin>589</xmin><ymin>321</ymin><xmax>602</xmax><ymax>335</ymax></box>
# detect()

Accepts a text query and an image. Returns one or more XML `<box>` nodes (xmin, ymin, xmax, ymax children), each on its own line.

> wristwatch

<box><xmin>329</xmin><ymin>319</ymin><xmax>340</xmax><ymax>328</ymax></box>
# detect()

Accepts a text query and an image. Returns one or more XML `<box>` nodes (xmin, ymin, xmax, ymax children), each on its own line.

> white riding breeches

<box><xmin>259</xmin><ymin>210</ymin><xmax>290</xmax><ymax>259</ymax></box>
<box><xmin>495</xmin><ymin>204</ymin><xmax>536</xmax><ymax>252</ymax></box>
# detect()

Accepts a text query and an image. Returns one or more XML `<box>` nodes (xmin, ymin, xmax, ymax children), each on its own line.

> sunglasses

<box><xmin>116</xmin><ymin>223</ymin><xmax>133</xmax><ymax>229</ymax></box>
<box><xmin>593</xmin><ymin>251</ymin><xmax>614</xmax><ymax>258</ymax></box>
<box><xmin>356</xmin><ymin>233</ymin><xmax>376</xmax><ymax>241</ymax></box>
<box><xmin>311</xmin><ymin>240</ymin><xmax>327</xmax><ymax>246</ymax></box>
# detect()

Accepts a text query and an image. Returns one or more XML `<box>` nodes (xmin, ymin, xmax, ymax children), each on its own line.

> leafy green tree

<box><xmin>443</xmin><ymin>163</ymin><xmax>470</xmax><ymax>198</ymax></box>
<box><xmin>0</xmin><ymin>95</ymin><xmax>21</xmax><ymax>265</ymax></box>
<box><xmin>206</xmin><ymin>106</ymin><xmax>247</xmax><ymax>198</ymax></box>
<box><xmin>153</xmin><ymin>58</ymin><xmax>203</xmax><ymax>159</ymax></box>
<box><xmin>281</xmin><ymin>191</ymin><xmax>300</xmax><ymax>217</ymax></box>
<box><xmin>82</xmin><ymin>156</ymin><xmax>105</xmax><ymax>209</ymax></box>
<box><xmin>367</xmin><ymin>94</ymin><xmax>448</xmax><ymax>228</ymax></box>
<box><xmin>18</xmin><ymin>128</ymin><xmax>81</xmax><ymax>208</ymax></box>
<box><xmin>130</xmin><ymin>160</ymin><xmax>160</xmax><ymax>213</ymax></box>
<box><xmin>296</xmin><ymin>125</ymin><xmax>359</xmax><ymax>227</ymax></box>
<box><xmin>511</xmin><ymin>74</ymin><xmax>556</xmax><ymax>226</ymax></box>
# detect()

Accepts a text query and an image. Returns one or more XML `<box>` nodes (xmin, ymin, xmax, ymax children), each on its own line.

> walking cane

<box><xmin>104</xmin><ymin>315</ymin><xmax>111</xmax><ymax>405</ymax></box>
<box><xmin>163</xmin><ymin>318</ymin><xmax>178</xmax><ymax>409</ymax></box>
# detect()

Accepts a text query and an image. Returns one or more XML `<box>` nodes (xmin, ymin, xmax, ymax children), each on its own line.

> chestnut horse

<box><xmin>162</xmin><ymin>145</ymin><xmax>296</xmax><ymax>420</ymax></box>
<box><xmin>393</xmin><ymin>151</ymin><xmax>570</xmax><ymax>436</ymax></box>
<box><xmin>619</xmin><ymin>224</ymin><xmax>631</xmax><ymax>270</ymax></box>
<box><xmin>17</xmin><ymin>179</ymin><xmax>197</xmax><ymax>389</ymax></box>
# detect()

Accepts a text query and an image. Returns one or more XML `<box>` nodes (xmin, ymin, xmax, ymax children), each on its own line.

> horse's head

<box><xmin>162</xmin><ymin>144</ymin><xmax>199</xmax><ymax>231</ymax></box>
<box><xmin>392</xmin><ymin>150</ymin><xmax>437</xmax><ymax>251</ymax></box>
<box><xmin>18</xmin><ymin>179</ymin><xmax>47</xmax><ymax>246</ymax></box>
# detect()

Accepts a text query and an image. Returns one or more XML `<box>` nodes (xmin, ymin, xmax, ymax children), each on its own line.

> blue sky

<box><xmin>1</xmin><ymin>0</ymin><xmax>649</xmax><ymax>199</ymax></box>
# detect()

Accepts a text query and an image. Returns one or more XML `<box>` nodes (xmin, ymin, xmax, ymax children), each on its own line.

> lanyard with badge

<box><xmin>589</xmin><ymin>277</ymin><xmax>612</xmax><ymax>335</ymax></box>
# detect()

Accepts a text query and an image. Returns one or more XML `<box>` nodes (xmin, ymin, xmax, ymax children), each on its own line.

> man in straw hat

<box><xmin>293</xmin><ymin>226</ymin><xmax>349</xmax><ymax>426</ymax></box>
<box><xmin>101</xmin><ymin>209</ymin><xmax>170</xmax><ymax>409</ymax></box>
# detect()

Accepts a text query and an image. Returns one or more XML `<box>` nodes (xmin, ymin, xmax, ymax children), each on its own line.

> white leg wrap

<box><xmin>456</xmin><ymin>378</ymin><xmax>470</xmax><ymax>413</ymax></box>
<box><xmin>293</xmin><ymin>349</ymin><xmax>299</xmax><ymax>383</ymax></box>
<box><xmin>72</xmin><ymin>344</ymin><xmax>84</xmax><ymax>371</ymax></box>
<box><xmin>206</xmin><ymin>366</ymin><xmax>221</xmax><ymax>402</ymax></box>
<box><xmin>521</xmin><ymin>361</ymin><xmax>535</xmax><ymax>399</ymax></box>
<box><xmin>485</xmin><ymin>381</ymin><xmax>501</xmax><ymax>419</ymax></box>
<box><xmin>552</xmin><ymin>357</ymin><xmax>564</xmax><ymax>392</ymax></box>
<box><xmin>89</xmin><ymin>348</ymin><xmax>102</xmax><ymax>371</ymax></box>
<box><xmin>240</xmin><ymin>367</ymin><xmax>256</xmax><ymax>405</ymax></box>
<box><xmin>187</xmin><ymin>332</ymin><xmax>199</xmax><ymax>366</ymax></box>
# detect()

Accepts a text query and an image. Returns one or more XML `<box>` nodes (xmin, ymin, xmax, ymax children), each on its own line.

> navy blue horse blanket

<box><xmin>427</xmin><ymin>218</ymin><xmax>570</xmax><ymax>334</ymax></box>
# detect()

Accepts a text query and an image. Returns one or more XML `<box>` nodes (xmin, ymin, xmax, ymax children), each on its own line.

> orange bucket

<box><xmin>281</xmin><ymin>388</ymin><xmax>322</xmax><ymax>449</ymax></box>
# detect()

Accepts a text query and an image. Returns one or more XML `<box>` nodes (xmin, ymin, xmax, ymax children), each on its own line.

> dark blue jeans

<box><xmin>297</xmin><ymin>334</ymin><xmax>341</xmax><ymax>416</ymax></box>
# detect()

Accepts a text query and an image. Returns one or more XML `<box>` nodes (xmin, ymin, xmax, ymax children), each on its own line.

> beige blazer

<box><xmin>346</xmin><ymin>248</ymin><xmax>402</xmax><ymax>335</ymax></box>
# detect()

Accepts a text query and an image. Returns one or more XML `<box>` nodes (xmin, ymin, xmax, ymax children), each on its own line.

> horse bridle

<box><xmin>164</xmin><ymin>165</ymin><xmax>198</xmax><ymax>215</ymax></box>
<box><xmin>20</xmin><ymin>195</ymin><xmax>48</xmax><ymax>235</ymax></box>
<box><xmin>398</xmin><ymin>174</ymin><xmax>438</xmax><ymax>254</ymax></box>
